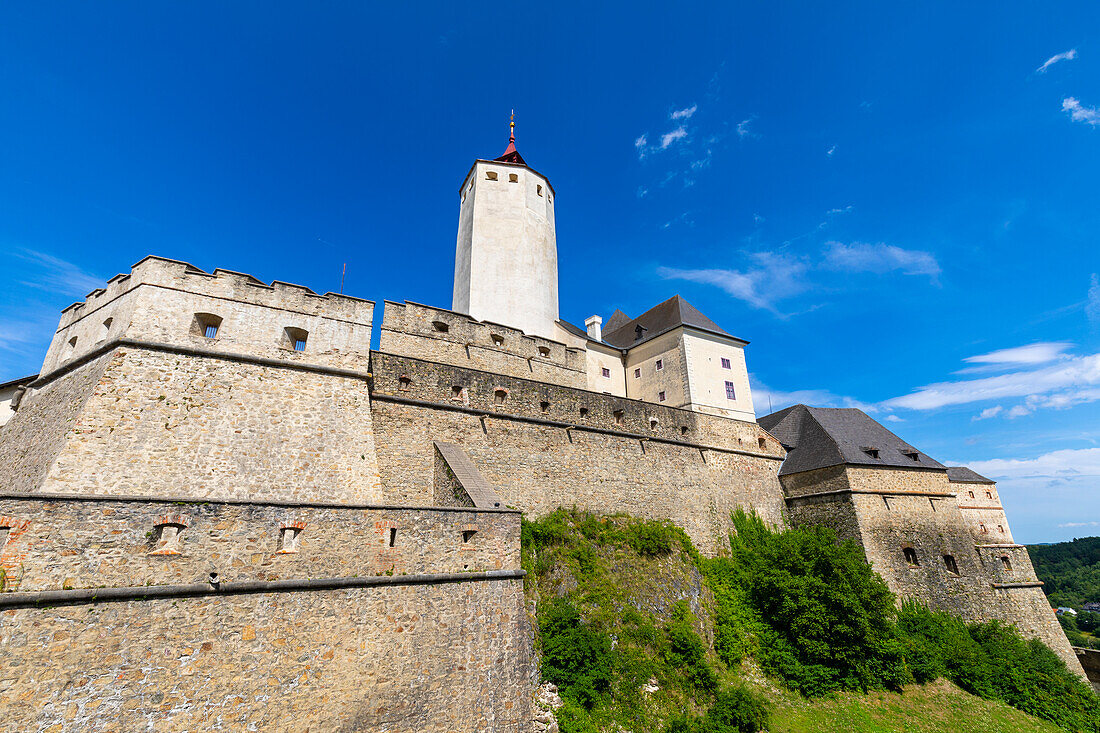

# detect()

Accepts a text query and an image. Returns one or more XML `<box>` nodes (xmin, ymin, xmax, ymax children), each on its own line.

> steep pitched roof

<box><xmin>758</xmin><ymin>404</ymin><xmax>946</xmax><ymax>476</ymax></box>
<box><xmin>602</xmin><ymin>295</ymin><xmax>744</xmax><ymax>349</ymax></box>
<box><xmin>604</xmin><ymin>309</ymin><xmax>632</xmax><ymax>334</ymax></box>
<box><xmin>946</xmin><ymin>466</ymin><xmax>995</xmax><ymax>485</ymax></box>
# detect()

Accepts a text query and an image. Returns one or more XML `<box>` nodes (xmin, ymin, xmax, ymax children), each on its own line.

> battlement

<box><xmin>380</xmin><ymin>300</ymin><xmax>587</xmax><ymax>389</ymax></box>
<box><xmin>42</xmin><ymin>256</ymin><xmax>375</xmax><ymax>375</ymax></box>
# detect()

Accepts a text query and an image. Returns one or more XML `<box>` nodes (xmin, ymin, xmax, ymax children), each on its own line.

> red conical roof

<box><xmin>494</xmin><ymin>111</ymin><xmax>527</xmax><ymax>166</ymax></box>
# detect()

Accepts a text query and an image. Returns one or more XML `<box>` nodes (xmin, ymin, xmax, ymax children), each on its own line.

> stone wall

<box><xmin>379</xmin><ymin>301</ymin><xmax>586</xmax><ymax>389</ymax></box>
<box><xmin>0</xmin><ymin>494</ymin><xmax>532</xmax><ymax>731</ymax></box>
<box><xmin>2</xmin><ymin>346</ymin><xmax>383</xmax><ymax>504</ymax></box>
<box><xmin>0</xmin><ymin>495</ymin><xmax>518</xmax><ymax>591</ymax></box>
<box><xmin>370</xmin><ymin>352</ymin><xmax>787</xmax><ymax>555</ymax></box>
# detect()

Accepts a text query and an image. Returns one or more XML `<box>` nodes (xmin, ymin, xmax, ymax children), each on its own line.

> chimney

<box><xmin>584</xmin><ymin>315</ymin><xmax>602</xmax><ymax>342</ymax></box>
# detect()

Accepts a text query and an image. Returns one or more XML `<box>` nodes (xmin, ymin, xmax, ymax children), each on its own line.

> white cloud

<box><xmin>750</xmin><ymin>378</ymin><xmax>875</xmax><ymax>414</ymax></box>
<box><xmin>973</xmin><ymin>406</ymin><xmax>1003</xmax><ymax>421</ymax></box>
<box><xmin>1005</xmin><ymin>405</ymin><xmax>1032</xmax><ymax>418</ymax></box>
<box><xmin>963</xmin><ymin>342</ymin><xmax>1073</xmax><ymax>367</ymax></box>
<box><xmin>968</xmin><ymin>447</ymin><xmax>1100</xmax><ymax>483</ymax></box>
<box><xmin>1063</xmin><ymin>97</ymin><xmax>1100</xmax><ymax>126</ymax></box>
<box><xmin>826</xmin><ymin>206</ymin><xmax>854</xmax><ymax>216</ymax></box>
<box><xmin>826</xmin><ymin>145</ymin><xmax>837</xmax><ymax>157</ymax></box>
<box><xmin>1088</xmin><ymin>273</ymin><xmax>1100</xmax><ymax>325</ymax></box>
<box><xmin>1060</xmin><ymin>521</ymin><xmax>1100</xmax><ymax>528</ymax></box>
<box><xmin>884</xmin><ymin>414</ymin><xmax>904</xmax><ymax>422</ymax></box>
<box><xmin>1038</xmin><ymin>49</ymin><xmax>1077</xmax><ymax>73</ymax></box>
<box><xmin>660</xmin><ymin>126</ymin><xmax>688</xmax><ymax>149</ymax></box>
<box><xmin>822</xmin><ymin>241</ymin><xmax>941</xmax><ymax>279</ymax></box>
<box><xmin>634</xmin><ymin>134</ymin><xmax>648</xmax><ymax>149</ymax></box>
<box><xmin>658</xmin><ymin>252</ymin><xmax>808</xmax><ymax>315</ymax></box>
<box><xmin>884</xmin><ymin>350</ymin><xmax>1100</xmax><ymax>411</ymax></box>
<box><xmin>670</xmin><ymin>104</ymin><xmax>697</xmax><ymax>120</ymax></box>
<box><xmin>15</xmin><ymin>249</ymin><xmax>103</xmax><ymax>295</ymax></box>
<box><xmin>736</xmin><ymin>118</ymin><xmax>754</xmax><ymax>138</ymax></box>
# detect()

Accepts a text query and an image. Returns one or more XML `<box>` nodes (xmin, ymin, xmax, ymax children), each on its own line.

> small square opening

<box><xmin>903</xmin><ymin>547</ymin><xmax>919</xmax><ymax>566</ymax></box>
<box><xmin>943</xmin><ymin>554</ymin><xmax>960</xmax><ymax>576</ymax></box>
<box><xmin>462</xmin><ymin>529</ymin><xmax>477</xmax><ymax>543</ymax></box>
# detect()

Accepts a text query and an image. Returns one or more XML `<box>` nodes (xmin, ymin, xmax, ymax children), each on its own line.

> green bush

<box><xmin>539</xmin><ymin>597</ymin><xmax>613</xmax><ymax>707</ymax></box>
<box><xmin>663</xmin><ymin>602</ymin><xmax>717</xmax><ymax>691</ymax></box>
<box><xmin>660</xmin><ymin>686</ymin><xmax>769</xmax><ymax>733</ymax></box>
<box><xmin>703</xmin><ymin>510</ymin><xmax>908</xmax><ymax>696</ymax></box>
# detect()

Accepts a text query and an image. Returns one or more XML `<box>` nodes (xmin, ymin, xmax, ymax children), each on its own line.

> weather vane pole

<box><xmin>509</xmin><ymin>109</ymin><xmax>515</xmax><ymax>143</ymax></box>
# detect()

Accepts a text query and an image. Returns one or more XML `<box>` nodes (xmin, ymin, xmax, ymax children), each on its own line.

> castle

<box><xmin>0</xmin><ymin>124</ymin><xmax>1085</xmax><ymax>731</ymax></box>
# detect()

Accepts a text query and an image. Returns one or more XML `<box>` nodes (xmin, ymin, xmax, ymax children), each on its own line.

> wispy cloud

<box><xmin>883</xmin><ymin>349</ymin><xmax>1100</xmax><ymax>412</ymax></box>
<box><xmin>1038</xmin><ymin>49</ymin><xmax>1077</xmax><ymax>73</ymax></box>
<box><xmin>736</xmin><ymin>118</ymin><xmax>755</xmax><ymax>138</ymax></box>
<box><xmin>826</xmin><ymin>205</ymin><xmax>854</xmax><ymax>216</ymax></box>
<box><xmin>1088</xmin><ymin>273</ymin><xmax>1100</xmax><ymax>326</ymax></box>
<box><xmin>968</xmin><ymin>447</ymin><xmax>1100</xmax><ymax>483</ymax></box>
<box><xmin>660</xmin><ymin>126</ymin><xmax>688</xmax><ymax>149</ymax></box>
<box><xmin>973</xmin><ymin>405</ymin><xmax>1004</xmax><ymax>421</ymax></box>
<box><xmin>822</xmin><ymin>241</ymin><xmax>941</xmax><ymax>280</ymax></box>
<box><xmin>826</xmin><ymin>145</ymin><xmax>837</xmax><ymax>157</ymax></box>
<box><xmin>658</xmin><ymin>252</ymin><xmax>809</xmax><ymax>315</ymax></box>
<box><xmin>963</xmin><ymin>342</ymin><xmax>1073</xmax><ymax>367</ymax></box>
<box><xmin>15</xmin><ymin>249</ymin><xmax>103</xmax><ymax>295</ymax></box>
<box><xmin>670</xmin><ymin>104</ymin><xmax>697</xmax><ymax>120</ymax></box>
<box><xmin>750</xmin><ymin>378</ymin><xmax>875</xmax><ymax>414</ymax></box>
<box><xmin>1063</xmin><ymin>97</ymin><xmax>1100</xmax><ymax>126</ymax></box>
<box><xmin>1060</xmin><ymin>521</ymin><xmax>1100</xmax><ymax>529</ymax></box>
<box><xmin>884</xmin><ymin>414</ymin><xmax>904</xmax><ymax>422</ymax></box>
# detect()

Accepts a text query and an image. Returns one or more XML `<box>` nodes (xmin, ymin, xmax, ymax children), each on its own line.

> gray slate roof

<box><xmin>758</xmin><ymin>404</ymin><xmax>946</xmax><ymax>476</ymax></box>
<box><xmin>603</xmin><ymin>295</ymin><xmax>744</xmax><ymax>349</ymax></box>
<box><xmin>946</xmin><ymin>466</ymin><xmax>995</xmax><ymax>484</ymax></box>
<box><xmin>603</xmin><ymin>309</ymin><xmax>632</xmax><ymax>334</ymax></box>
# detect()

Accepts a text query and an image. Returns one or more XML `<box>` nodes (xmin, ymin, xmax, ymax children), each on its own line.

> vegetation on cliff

<box><xmin>523</xmin><ymin>509</ymin><xmax>1100</xmax><ymax>733</ymax></box>
<box><xmin>1030</xmin><ymin>536</ymin><xmax>1100</xmax><ymax>609</ymax></box>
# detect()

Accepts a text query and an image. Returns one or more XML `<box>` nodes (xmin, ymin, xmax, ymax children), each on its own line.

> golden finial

<box><xmin>509</xmin><ymin>109</ymin><xmax>515</xmax><ymax>142</ymax></box>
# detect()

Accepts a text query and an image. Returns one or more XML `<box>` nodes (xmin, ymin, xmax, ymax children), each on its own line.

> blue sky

<box><xmin>1</xmin><ymin>2</ymin><xmax>1098</xmax><ymax>542</ymax></box>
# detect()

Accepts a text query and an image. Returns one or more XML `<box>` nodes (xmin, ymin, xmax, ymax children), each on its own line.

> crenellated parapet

<box><xmin>43</xmin><ymin>256</ymin><xmax>374</xmax><ymax>375</ymax></box>
<box><xmin>379</xmin><ymin>300</ymin><xmax>586</xmax><ymax>389</ymax></box>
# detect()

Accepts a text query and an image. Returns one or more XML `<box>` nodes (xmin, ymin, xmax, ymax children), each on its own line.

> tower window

<box><xmin>758</xmin><ymin>437</ymin><xmax>766</xmax><ymax>450</ymax></box>
<box><xmin>979</xmin><ymin>523</ymin><xmax>987</xmax><ymax>534</ymax></box>
<box><xmin>192</xmin><ymin>313</ymin><xmax>222</xmax><ymax>339</ymax></box>
<box><xmin>494</xmin><ymin>388</ymin><xmax>508</xmax><ymax>404</ymax></box>
<box><xmin>451</xmin><ymin>385</ymin><xmax>466</xmax><ymax>401</ymax></box>
<box><xmin>998</xmin><ymin>525</ymin><xmax>1004</xmax><ymax>534</ymax></box>
<box><xmin>67</xmin><ymin>336</ymin><xmax>78</xmax><ymax>353</ymax></box>
<box><xmin>655</xmin><ymin>359</ymin><xmax>663</xmax><ymax>371</ymax></box>
<box><xmin>284</xmin><ymin>327</ymin><xmax>308</xmax><ymax>352</ymax></box>
<box><xmin>601</xmin><ymin>367</ymin><xmax>611</xmax><ymax>378</ymax></box>
<box><xmin>485</xmin><ymin>171</ymin><xmax>498</xmax><ymax>181</ymax></box>
<box><xmin>540</xmin><ymin>401</ymin><xmax>550</xmax><ymax>413</ymax></box>
<box><xmin>968</xmin><ymin>491</ymin><xmax>975</xmax><ymax>499</ymax></box>
<box><xmin>538</xmin><ymin>345</ymin><xmax>551</xmax><ymax>357</ymax></box>
<box><xmin>725</xmin><ymin>381</ymin><xmax>736</xmax><ymax>400</ymax></box>
<box><xmin>99</xmin><ymin>317</ymin><xmax>113</xmax><ymax>342</ymax></box>
<box><xmin>537</xmin><ymin>185</ymin><xmax>543</xmax><ymax>196</ymax></box>
<box><xmin>634</xmin><ymin>368</ymin><xmax>641</xmax><ymax>379</ymax></box>
<box><xmin>491</xmin><ymin>333</ymin><xmax>504</xmax><ymax>347</ymax></box>
<box><xmin>658</xmin><ymin>391</ymin><xmax>666</xmax><ymax>402</ymax></box>
<box><xmin>721</xmin><ymin>357</ymin><xmax>731</xmax><ymax>369</ymax></box>
<box><xmin>388</xmin><ymin>528</ymin><xmax>397</xmax><ymax>547</ymax></box>
<box><xmin>398</xmin><ymin>375</ymin><xmax>412</xmax><ymax>390</ymax></box>
<box><xmin>680</xmin><ymin>426</ymin><xmax>689</xmax><ymax>436</ymax></box>
<box><xmin>903</xmin><ymin>547</ymin><xmax>919</xmax><ymax>566</ymax></box>
<box><xmin>579</xmin><ymin>407</ymin><xmax>589</xmax><ymax>418</ymax></box>
<box><xmin>986</xmin><ymin>491</ymin><xmax>993</xmax><ymax>499</ymax></box>
<box><xmin>943</xmin><ymin>555</ymin><xmax>960</xmax><ymax>575</ymax></box>
<box><xmin>508</xmin><ymin>173</ymin><xmax>518</xmax><ymax>183</ymax></box>
<box><xmin>432</xmin><ymin>320</ymin><xmax>450</xmax><ymax>333</ymax></box>
<box><xmin>649</xmin><ymin>417</ymin><xmax>659</xmax><ymax>430</ymax></box>
<box><xmin>613</xmin><ymin>409</ymin><xmax>624</xmax><ymax>425</ymax></box>
<box><xmin>462</xmin><ymin>529</ymin><xmax>477</xmax><ymax>543</ymax></box>
<box><xmin>1000</xmin><ymin>555</ymin><xmax>1012</xmax><ymax>571</ymax></box>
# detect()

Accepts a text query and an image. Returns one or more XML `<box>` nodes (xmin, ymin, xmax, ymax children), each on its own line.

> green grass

<box><xmin>769</xmin><ymin>679</ymin><xmax>1064</xmax><ymax>733</ymax></box>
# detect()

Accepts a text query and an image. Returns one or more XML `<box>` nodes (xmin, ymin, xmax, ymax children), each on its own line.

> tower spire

<box><xmin>495</xmin><ymin>110</ymin><xmax>526</xmax><ymax>165</ymax></box>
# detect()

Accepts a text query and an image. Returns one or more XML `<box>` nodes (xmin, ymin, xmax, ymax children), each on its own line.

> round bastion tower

<box><xmin>452</xmin><ymin>115</ymin><xmax>559</xmax><ymax>339</ymax></box>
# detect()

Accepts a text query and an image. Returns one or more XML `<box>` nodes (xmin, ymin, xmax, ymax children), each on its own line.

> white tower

<box><xmin>452</xmin><ymin>116</ymin><xmax>559</xmax><ymax>339</ymax></box>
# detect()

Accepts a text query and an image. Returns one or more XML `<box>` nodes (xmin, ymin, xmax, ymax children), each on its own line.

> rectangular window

<box><xmin>294</xmin><ymin>339</ymin><xmax>307</xmax><ymax>352</ymax></box>
<box><xmin>655</xmin><ymin>359</ymin><xmax>663</xmax><ymax>371</ymax></box>
<box><xmin>633</xmin><ymin>368</ymin><xmax>641</xmax><ymax>378</ymax></box>
<box><xmin>658</xmin><ymin>391</ymin><xmax>666</xmax><ymax>402</ymax></box>
<box><xmin>204</xmin><ymin>324</ymin><xmax>219</xmax><ymax>339</ymax></box>
<box><xmin>720</xmin><ymin>357</ymin><xmax>731</xmax><ymax>369</ymax></box>
<box><xmin>601</xmin><ymin>367</ymin><xmax>611</xmax><ymax>378</ymax></box>
<box><xmin>725</xmin><ymin>381</ymin><xmax>736</xmax><ymax>400</ymax></box>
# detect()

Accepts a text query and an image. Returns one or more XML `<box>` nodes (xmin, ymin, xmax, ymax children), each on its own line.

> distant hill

<box><xmin>1028</xmin><ymin>536</ymin><xmax>1100</xmax><ymax>608</ymax></box>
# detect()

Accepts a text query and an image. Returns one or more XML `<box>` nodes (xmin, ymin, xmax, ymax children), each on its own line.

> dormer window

<box><xmin>634</xmin><ymin>325</ymin><xmax>648</xmax><ymax>341</ymax></box>
<box><xmin>192</xmin><ymin>313</ymin><xmax>222</xmax><ymax>340</ymax></box>
<box><xmin>862</xmin><ymin>447</ymin><xmax>880</xmax><ymax>459</ymax></box>
<box><xmin>284</xmin><ymin>327</ymin><xmax>308</xmax><ymax>352</ymax></box>
<box><xmin>902</xmin><ymin>450</ymin><xmax>920</xmax><ymax>461</ymax></box>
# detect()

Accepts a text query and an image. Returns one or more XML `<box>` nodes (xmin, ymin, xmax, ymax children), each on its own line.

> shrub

<box><xmin>626</xmin><ymin>520</ymin><xmax>675</xmax><ymax>557</ymax></box>
<box><xmin>699</xmin><ymin>686</ymin><xmax>770</xmax><ymax>733</ymax></box>
<box><xmin>538</xmin><ymin>597</ymin><xmax>613</xmax><ymax>707</ymax></box>
<box><xmin>663</xmin><ymin>601</ymin><xmax>717</xmax><ymax>691</ymax></box>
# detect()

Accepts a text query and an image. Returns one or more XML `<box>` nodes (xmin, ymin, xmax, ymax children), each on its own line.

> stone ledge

<box><xmin>0</xmin><ymin>569</ymin><xmax>526</xmax><ymax>609</ymax></box>
<box><xmin>0</xmin><ymin>491</ymin><xmax>521</xmax><ymax>513</ymax></box>
<box><xmin>991</xmin><ymin>581</ymin><xmax>1044</xmax><ymax>589</ymax></box>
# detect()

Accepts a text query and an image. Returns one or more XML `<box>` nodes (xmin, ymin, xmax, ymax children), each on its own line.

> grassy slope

<box><xmin>769</xmin><ymin>679</ymin><xmax>1063</xmax><ymax>733</ymax></box>
<box><xmin>525</xmin><ymin>510</ymin><xmax>1084</xmax><ymax>733</ymax></box>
